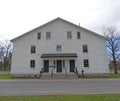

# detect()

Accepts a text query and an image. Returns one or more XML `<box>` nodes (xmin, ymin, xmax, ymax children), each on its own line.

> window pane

<box><xmin>30</xmin><ymin>60</ymin><xmax>35</xmax><ymax>68</ymax></box>
<box><xmin>77</xmin><ymin>32</ymin><xmax>81</xmax><ymax>39</ymax></box>
<box><xmin>56</xmin><ymin>45</ymin><xmax>62</xmax><ymax>51</ymax></box>
<box><xmin>37</xmin><ymin>32</ymin><xmax>41</xmax><ymax>39</ymax></box>
<box><xmin>83</xmin><ymin>45</ymin><xmax>88</xmax><ymax>52</ymax></box>
<box><xmin>31</xmin><ymin>46</ymin><xmax>36</xmax><ymax>53</ymax></box>
<box><xmin>46</xmin><ymin>32</ymin><xmax>51</xmax><ymax>39</ymax></box>
<box><xmin>84</xmin><ymin>59</ymin><xmax>89</xmax><ymax>67</ymax></box>
<box><xmin>67</xmin><ymin>31</ymin><xmax>72</xmax><ymax>39</ymax></box>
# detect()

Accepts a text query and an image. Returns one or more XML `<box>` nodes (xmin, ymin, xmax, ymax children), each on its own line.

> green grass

<box><xmin>109</xmin><ymin>73</ymin><xmax>120</xmax><ymax>78</ymax></box>
<box><xmin>0</xmin><ymin>73</ymin><xmax>120</xmax><ymax>79</ymax></box>
<box><xmin>0</xmin><ymin>95</ymin><xmax>120</xmax><ymax>101</ymax></box>
<box><xmin>0</xmin><ymin>74</ymin><xmax>11</xmax><ymax>79</ymax></box>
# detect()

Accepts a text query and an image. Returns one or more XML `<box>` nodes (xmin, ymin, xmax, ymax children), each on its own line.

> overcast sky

<box><xmin>0</xmin><ymin>0</ymin><xmax>120</xmax><ymax>40</ymax></box>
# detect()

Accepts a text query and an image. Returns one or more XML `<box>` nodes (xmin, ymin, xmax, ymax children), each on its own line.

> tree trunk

<box><xmin>3</xmin><ymin>62</ymin><xmax>7</xmax><ymax>71</ymax></box>
<box><xmin>113</xmin><ymin>61</ymin><xmax>118</xmax><ymax>74</ymax></box>
<box><xmin>112</xmin><ymin>47</ymin><xmax>118</xmax><ymax>74</ymax></box>
<box><xmin>3</xmin><ymin>58</ymin><xmax>7</xmax><ymax>71</ymax></box>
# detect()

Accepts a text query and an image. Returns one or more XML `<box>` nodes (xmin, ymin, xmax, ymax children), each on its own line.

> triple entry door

<box><xmin>43</xmin><ymin>60</ymin><xmax>75</xmax><ymax>73</ymax></box>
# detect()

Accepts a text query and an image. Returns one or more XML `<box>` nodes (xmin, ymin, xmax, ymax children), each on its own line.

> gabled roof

<box><xmin>11</xmin><ymin>17</ymin><xmax>105</xmax><ymax>42</ymax></box>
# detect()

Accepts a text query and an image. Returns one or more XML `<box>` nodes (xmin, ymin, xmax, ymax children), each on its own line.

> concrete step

<box><xmin>40</xmin><ymin>73</ymin><xmax>78</xmax><ymax>79</ymax></box>
<box><xmin>66</xmin><ymin>73</ymin><xmax>78</xmax><ymax>79</ymax></box>
<box><xmin>40</xmin><ymin>73</ymin><xmax>52</xmax><ymax>79</ymax></box>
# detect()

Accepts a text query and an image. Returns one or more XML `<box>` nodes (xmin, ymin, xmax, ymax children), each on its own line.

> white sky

<box><xmin>0</xmin><ymin>0</ymin><xmax>120</xmax><ymax>40</ymax></box>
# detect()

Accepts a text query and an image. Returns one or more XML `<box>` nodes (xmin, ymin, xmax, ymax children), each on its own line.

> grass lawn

<box><xmin>0</xmin><ymin>73</ymin><xmax>120</xmax><ymax>79</ymax></box>
<box><xmin>109</xmin><ymin>73</ymin><xmax>120</xmax><ymax>78</ymax></box>
<box><xmin>0</xmin><ymin>95</ymin><xmax>120</xmax><ymax>101</ymax></box>
<box><xmin>0</xmin><ymin>74</ymin><xmax>11</xmax><ymax>79</ymax></box>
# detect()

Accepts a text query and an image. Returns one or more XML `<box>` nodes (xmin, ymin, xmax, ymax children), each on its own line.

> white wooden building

<box><xmin>11</xmin><ymin>17</ymin><xmax>109</xmax><ymax>78</ymax></box>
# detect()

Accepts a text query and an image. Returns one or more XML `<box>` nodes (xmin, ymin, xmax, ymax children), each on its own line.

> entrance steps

<box><xmin>40</xmin><ymin>73</ymin><xmax>78</xmax><ymax>79</ymax></box>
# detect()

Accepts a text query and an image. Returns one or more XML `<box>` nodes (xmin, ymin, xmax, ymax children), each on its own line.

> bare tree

<box><xmin>0</xmin><ymin>40</ymin><xmax>12</xmax><ymax>71</ymax></box>
<box><xmin>103</xmin><ymin>26</ymin><xmax>120</xmax><ymax>74</ymax></box>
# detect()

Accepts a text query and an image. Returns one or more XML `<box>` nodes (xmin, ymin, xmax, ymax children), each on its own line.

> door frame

<box><xmin>69</xmin><ymin>60</ymin><xmax>75</xmax><ymax>72</ymax></box>
<box><xmin>43</xmin><ymin>60</ymin><xmax>49</xmax><ymax>73</ymax></box>
<box><xmin>56</xmin><ymin>60</ymin><xmax>62</xmax><ymax>73</ymax></box>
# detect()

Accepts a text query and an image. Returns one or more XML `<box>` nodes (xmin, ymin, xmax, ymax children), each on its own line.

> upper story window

<box><xmin>37</xmin><ymin>32</ymin><xmax>41</xmax><ymax>39</ymax></box>
<box><xmin>56</xmin><ymin>45</ymin><xmax>62</xmax><ymax>52</ymax></box>
<box><xmin>30</xmin><ymin>60</ymin><xmax>35</xmax><ymax>68</ymax></box>
<box><xmin>46</xmin><ymin>32</ymin><xmax>51</xmax><ymax>39</ymax></box>
<box><xmin>84</xmin><ymin>59</ymin><xmax>89</xmax><ymax>67</ymax></box>
<box><xmin>31</xmin><ymin>46</ymin><xmax>36</xmax><ymax>53</ymax></box>
<box><xmin>83</xmin><ymin>45</ymin><xmax>88</xmax><ymax>53</ymax></box>
<box><xmin>77</xmin><ymin>31</ymin><xmax>81</xmax><ymax>39</ymax></box>
<box><xmin>67</xmin><ymin>31</ymin><xmax>72</xmax><ymax>39</ymax></box>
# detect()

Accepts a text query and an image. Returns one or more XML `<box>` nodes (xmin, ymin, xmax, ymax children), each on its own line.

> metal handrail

<box><xmin>39</xmin><ymin>68</ymin><xmax>43</xmax><ymax>78</ymax></box>
<box><xmin>75</xmin><ymin>67</ymin><xmax>80</xmax><ymax>78</ymax></box>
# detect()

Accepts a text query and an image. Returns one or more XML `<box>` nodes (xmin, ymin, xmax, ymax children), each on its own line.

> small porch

<box><xmin>41</xmin><ymin>53</ymin><xmax>78</xmax><ymax>77</ymax></box>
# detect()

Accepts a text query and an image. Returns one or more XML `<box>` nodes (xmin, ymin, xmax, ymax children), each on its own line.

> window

<box><xmin>31</xmin><ymin>46</ymin><xmax>36</xmax><ymax>53</ymax></box>
<box><xmin>37</xmin><ymin>32</ymin><xmax>41</xmax><ymax>39</ymax></box>
<box><xmin>77</xmin><ymin>31</ymin><xmax>81</xmax><ymax>39</ymax></box>
<box><xmin>56</xmin><ymin>45</ymin><xmax>62</xmax><ymax>52</ymax></box>
<box><xmin>46</xmin><ymin>32</ymin><xmax>51</xmax><ymax>39</ymax></box>
<box><xmin>83</xmin><ymin>45</ymin><xmax>88</xmax><ymax>52</ymax></box>
<box><xmin>30</xmin><ymin>60</ymin><xmax>35</xmax><ymax>68</ymax></box>
<box><xmin>84</xmin><ymin>59</ymin><xmax>89</xmax><ymax>67</ymax></box>
<box><xmin>67</xmin><ymin>31</ymin><xmax>72</xmax><ymax>39</ymax></box>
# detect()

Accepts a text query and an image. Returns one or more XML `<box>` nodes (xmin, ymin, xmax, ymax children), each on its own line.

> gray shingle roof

<box><xmin>41</xmin><ymin>53</ymin><xmax>78</xmax><ymax>58</ymax></box>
